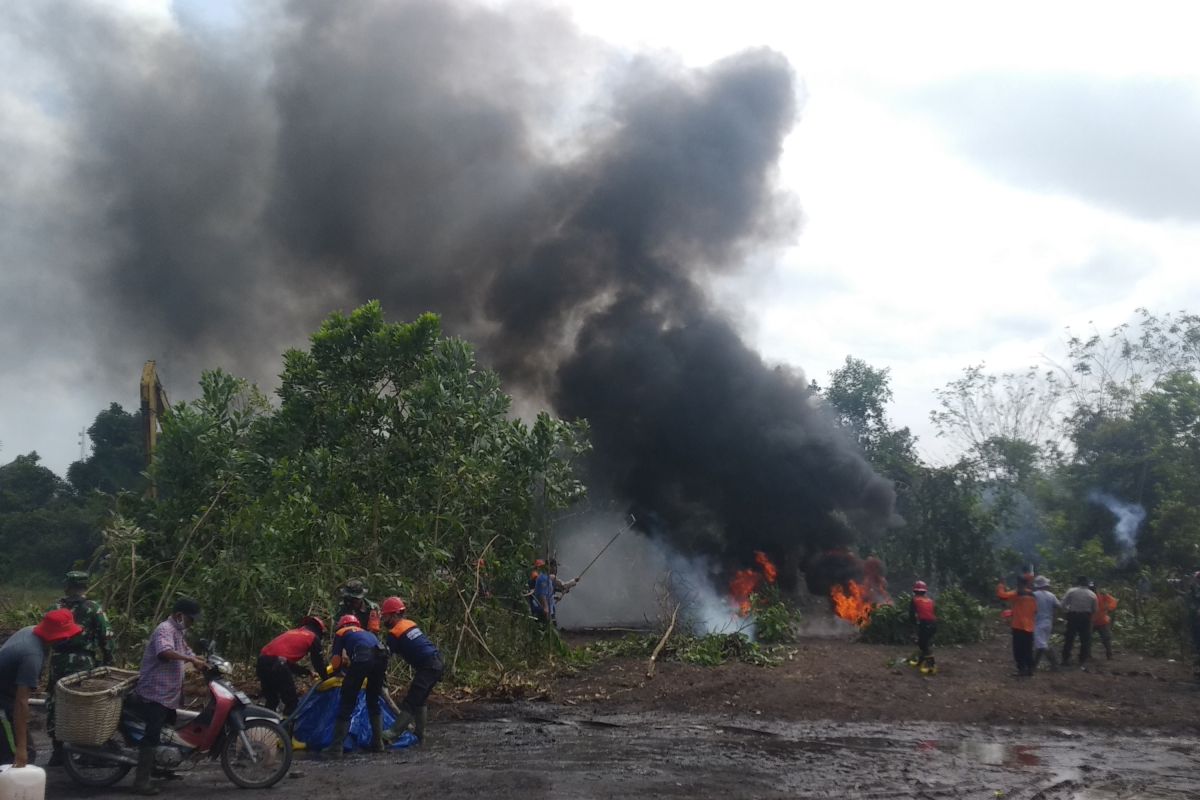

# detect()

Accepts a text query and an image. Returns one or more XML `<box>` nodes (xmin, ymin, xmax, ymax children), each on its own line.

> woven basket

<box><xmin>55</xmin><ymin>667</ymin><xmax>140</xmax><ymax>747</ymax></box>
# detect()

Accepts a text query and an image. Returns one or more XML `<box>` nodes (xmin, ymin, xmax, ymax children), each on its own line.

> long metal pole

<box><xmin>575</xmin><ymin>514</ymin><xmax>636</xmax><ymax>580</ymax></box>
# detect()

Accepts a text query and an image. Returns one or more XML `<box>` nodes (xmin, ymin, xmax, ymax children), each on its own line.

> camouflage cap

<box><xmin>340</xmin><ymin>579</ymin><xmax>368</xmax><ymax>599</ymax></box>
<box><xmin>65</xmin><ymin>570</ymin><xmax>90</xmax><ymax>586</ymax></box>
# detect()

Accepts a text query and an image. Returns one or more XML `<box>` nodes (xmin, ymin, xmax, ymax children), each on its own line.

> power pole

<box><xmin>78</xmin><ymin>427</ymin><xmax>89</xmax><ymax>461</ymax></box>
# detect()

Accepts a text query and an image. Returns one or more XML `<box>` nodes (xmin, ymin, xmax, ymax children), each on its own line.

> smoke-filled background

<box><xmin>2</xmin><ymin>0</ymin><xmax>895</xmax><ymax>601</ymax></box>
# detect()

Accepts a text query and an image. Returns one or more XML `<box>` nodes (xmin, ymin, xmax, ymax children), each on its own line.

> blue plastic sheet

<box><xmin>289</xmin><ymin>677</ymin><xmax>419</xmax><ymax>752</ymax></box>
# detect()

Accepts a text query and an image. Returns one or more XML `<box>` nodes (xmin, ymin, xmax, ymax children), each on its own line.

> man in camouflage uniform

<box><xmin>336</xmin><ymin>579</ymin><xmax>381</xmax><ymax>634</ymax></box>
<box><xmin>45</xmin><ymin>571</ymin><xmax>114</xmax><ymax>766</ymax></box>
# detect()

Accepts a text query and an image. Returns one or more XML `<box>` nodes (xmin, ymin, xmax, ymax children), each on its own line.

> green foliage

<box><xmin>860</xmin><ymin>589</ymin><xmax>989</xmax><ymax>646</ymax></box>
<box><xmin>67</xmin><ymin>403</ymin><xmax>145</xmax><ymax>496</ymax></box>
<box><xmin>94</xmin><ymin>303</ymin><xmax>590</xmax><ymax>678</ymax></box>
<box><xmin>1037</xmin><ymin>537</ymin><xmax>1117</xmax><ymax>582</ymax></box>
<box><xmin>748</xmin><ymin>586</ymin><xmax>798</xmax><ymax>644</ymax></box>
<box><xmin>0</xmin><ymin>452</ymin><xmax>101</xmax><ymax>583</ymax></box>
<box><xmin>577</xmin><ymin>631</ymin><xmax>784</xmax><ymax>668</ymax></box>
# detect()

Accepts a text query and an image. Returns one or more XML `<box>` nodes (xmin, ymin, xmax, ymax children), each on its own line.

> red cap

<box><xmin>337</xmin><ymin>614</ymin><xmax>360</xmax><ymax>628</ymax></box>
<box><xmin>34</xmin><ymin>609</ymin><xmax>84</xmax><ymax>643</ymax></box>
<box><xmin>381</xmin><ymin>596</ymin><xmax>406</xmax><ymax>615</ymax></box>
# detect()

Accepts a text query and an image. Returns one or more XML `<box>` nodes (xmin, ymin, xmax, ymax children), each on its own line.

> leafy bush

<box><xmin>860</xmin><ymin>588</ymin><xmax>989</xmax><ymax>645</ymax></box>
<box><xmin>749</xmin><ymin>585</ymin><xmax>799</xmax><ymax>644</ymax></box>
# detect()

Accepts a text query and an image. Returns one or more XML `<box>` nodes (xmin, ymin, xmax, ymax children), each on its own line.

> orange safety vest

<box><xmin>1092</xmin><ymin>593</ymin><xmax>1118</xmax><ymax>627</ymax></box>
<box><xmin>997</xmin><ymin>583</ymin><xmax>1037</xmax><ymax>633</ymax></box>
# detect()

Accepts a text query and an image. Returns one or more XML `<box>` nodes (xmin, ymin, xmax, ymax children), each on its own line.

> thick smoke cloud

<box><xmin>3</xmin><ymin>0</ymin><xmax>895</xmax><ymax>580</ymax></box>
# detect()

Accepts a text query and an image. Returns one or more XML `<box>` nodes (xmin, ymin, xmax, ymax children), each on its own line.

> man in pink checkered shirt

<box><xmin>127</xmin><ymin>598</ymin><xmax>207</xmax><ymax>795</ymax></box>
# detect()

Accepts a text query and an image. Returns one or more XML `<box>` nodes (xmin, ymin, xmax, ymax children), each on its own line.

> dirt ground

<box><xmin>36</xmin><ymin>628</ymin><xmax>1200</xmax><ymax>799</ymax></box>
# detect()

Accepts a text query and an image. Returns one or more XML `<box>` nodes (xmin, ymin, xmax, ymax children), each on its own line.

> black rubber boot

<box><xmin>327</xmin><ymin>720</ymin><xmax>349</xmax><ymax>760</ymax></box>
<box><xmin>132</xmin><ymin>748</ymin><xmax>161</xmax><ymax>796</ymax></box>
<box><xmin>413</xmin><ymin>706</ymin><xmax>428</xmax><ymax>742</ymax></box>
<box><xmin>383</xmin><ymin>709</ymin><xmax>414</xmax><ymax>742</ymax></box>
<box><xmin>368</xmin><ymin>709</ymin><xmax>385</xmax><ymax>753</ymax></box>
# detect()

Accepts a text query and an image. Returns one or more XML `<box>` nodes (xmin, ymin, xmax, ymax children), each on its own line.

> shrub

<box><xmin>860</xmin><ymin>587</ymin><xmax>989</xmax><ymax>645</ymax></box>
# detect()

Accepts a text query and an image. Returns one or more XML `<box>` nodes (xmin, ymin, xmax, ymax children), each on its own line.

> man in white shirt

<box><xmin>1061</xmin><ymin>576</ymin><xmax>1097</xmax><ymax>667</ymax></box>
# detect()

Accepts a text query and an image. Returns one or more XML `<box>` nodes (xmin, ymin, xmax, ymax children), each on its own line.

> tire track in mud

<box><xmin>41</xmin><ymin>705</ymin><xmax>1200</xmax><ymax>799</ymax></box>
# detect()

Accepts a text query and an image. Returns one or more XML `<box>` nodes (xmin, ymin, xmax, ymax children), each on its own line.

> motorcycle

<box><xmin>63</xmin><ymin>645</ymin><xmax>293</xmax><ymax>790</ymax></box>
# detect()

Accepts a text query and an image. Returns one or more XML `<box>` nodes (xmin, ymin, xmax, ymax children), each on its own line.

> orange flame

<box><xmin>729</xmin><ymin>551</ymin><xmax>778</xmax><ymax>616</ymax></box>
<box><xmin>831</xmin><ymin>579</ymin><xmax>875</xmax><ymax>627</ymax></box>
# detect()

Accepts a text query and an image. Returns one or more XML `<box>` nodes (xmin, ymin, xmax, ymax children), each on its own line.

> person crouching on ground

<box><xmin>1031</xmin><ymin>575</ymin><xmax>1060</xmax><ymax>671</ymax></box>
<box><xmin>328</xmin><ymin>614</ymin><xmax>389</xmax><ymax>757</ymax></box>
<box><xmin>380</xmin><ymin>596</ymin><xmax>444</xmax><ymax>744</ymax></box>
<box><xmin>0</xmin><ymin>609</ymin><xmax>82</xmax><ymax>768</ymax></box>
<box><xmin>256</xmin><ymin>615</ymin><xmax>327</xmax><ymax>716</ymax></box>
<box><xmin>909</xmin><ymin>580</ymin><xmax>937</xmax><ymax>673</ymax></box>
<box><xmin>997</xmin><ymin>575</ymin><xmax>1038</xmax><ymax>677</ymax></box>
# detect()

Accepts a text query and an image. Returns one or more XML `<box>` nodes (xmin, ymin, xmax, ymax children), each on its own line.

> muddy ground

<box><xmin>37</xmin><ymin>629</ymin><xmax>1200</xmax><ymax>799</ymax></box>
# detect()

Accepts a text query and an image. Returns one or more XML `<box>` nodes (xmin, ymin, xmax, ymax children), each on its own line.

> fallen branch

<box><xmin>646</xmin><ymin>603</ymin><xmax>680</xmax><ymax>679</ymax></box>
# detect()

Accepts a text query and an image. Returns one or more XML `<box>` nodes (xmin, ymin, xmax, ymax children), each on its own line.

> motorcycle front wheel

<box><xmin>220</xmin><ymin>718</ymin><xmax>293</xmax><ymax>789</ymax></box>
<box><xmin>62</xmin><ymin>740</ymin><xmax>133</xmax><ymax>787</ymax></box>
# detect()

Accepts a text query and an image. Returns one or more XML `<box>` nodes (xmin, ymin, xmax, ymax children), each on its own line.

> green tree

<box><xmin>821</xmin><ymin>356</ymin><xmax>918</xmax><ymax>481</ymax></box>
<box><xmin>67</xmin><ymin>403</ymin><xmax>145</xmax><ymax>495</ymax></box>
<box><xmin>99</xmin><ymin>303</ymin><xmax>589</xmax><ymax>670</ymax></box>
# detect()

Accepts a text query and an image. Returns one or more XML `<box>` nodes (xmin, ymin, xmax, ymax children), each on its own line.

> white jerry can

<box><xmin>0</xmin><ymin>764</ymin><xmax>45</xmax><ymax>800</ymax></box>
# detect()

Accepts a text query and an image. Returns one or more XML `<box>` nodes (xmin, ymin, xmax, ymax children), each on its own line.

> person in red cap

<box><xmin>380</xmin><ymin>596</ymin><xmax>443</xmax><ymax>744</ymax></box>
<box><xmin>257</xmin><ymin>616</ymin><xmax>327</xmax><ymax>715</ymax></box>
<box><xmin>907</xmin><ymin>581</ymin><xmax>937</xmax><ymax>674</ymax></box>
<box><xmin>0</xmin><ymin>608</ymin><xmax>82</xmax><ymax>767</ymax></box>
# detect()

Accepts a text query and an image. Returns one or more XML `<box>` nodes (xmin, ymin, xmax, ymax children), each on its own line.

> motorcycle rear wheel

<box><xmin>220</xmin><ymin>718</ymin><xmax>293</xmax><ymax>789</ymax></box>
<box><xmin>62</xmin><ymin>741</ymin><xmax>132</xmax><ymax>788</ymax></box>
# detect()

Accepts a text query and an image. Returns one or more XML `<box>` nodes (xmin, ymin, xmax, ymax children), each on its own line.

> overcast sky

<box><xmin>3</xmin><ymin>0</ymin><xmax>1199</xmax><ymax>476</ymax></box>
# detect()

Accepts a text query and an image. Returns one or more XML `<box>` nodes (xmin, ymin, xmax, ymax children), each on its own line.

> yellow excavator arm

<box><xmin>140</xmin><ymin>360</ymin><xmax>170</xmax><ymax>468</ymax></box>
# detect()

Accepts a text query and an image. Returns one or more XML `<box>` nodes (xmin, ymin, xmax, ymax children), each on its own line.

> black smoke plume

<box><xmin>3</xmin><ymin>0</ymin><xmax>896</xmax><ymax>583</ymax></box>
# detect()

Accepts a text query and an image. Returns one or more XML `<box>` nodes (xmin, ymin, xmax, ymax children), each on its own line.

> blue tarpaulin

<box><xmin>289</xmin><ymin>677</ymin><xmax>418</xmax><ymax>752</ymax></box>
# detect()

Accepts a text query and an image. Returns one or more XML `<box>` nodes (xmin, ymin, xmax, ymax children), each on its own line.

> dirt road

<box><xmin>41</xmin><ymin>706</ymin><xmax>1198</xmax><ymax>799</ymax></box>
<box><xmin>37</xmin><ymin>632</ymin><xmax>1200</xmax><ymax>798</ymax></box>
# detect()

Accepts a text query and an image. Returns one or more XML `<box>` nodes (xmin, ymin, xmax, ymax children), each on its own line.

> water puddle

<box><xmin>919</xmin><ymin>739</ymin><xmax>1041</xmax><ymax>766</ymax></box>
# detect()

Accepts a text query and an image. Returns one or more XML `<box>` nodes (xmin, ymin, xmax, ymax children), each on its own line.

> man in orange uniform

<box><xmin>908</xmin><ymin>580</ymin><xmax>937</xmax><ymax>674</ymax></box>
<box><xmin>997</xmin><ymin>575</ymin><xmax>1038</xmax><ymax>677</ymax></box>
<box><xmin>1090</xmin><ymin>582</ymin><xmax>1118</xmax><ymax>660</ymax></box>
<box><xmin>257</xmin><ymin>616</ymin><xmax>327</xmax><ymax>715</ymax></box>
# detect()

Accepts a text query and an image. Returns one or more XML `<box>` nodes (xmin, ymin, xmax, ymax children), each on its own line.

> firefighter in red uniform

<box><xmin>380</xmin><ymin>596</ymin><xmax>444</xmax><ymax>744</ymax></box>
<box><xmin>908</xmin><ymin>581</ymin><xmax>937</xmax><ymax>674</ymax></box>
<box><xmin>256</xmin><ymin>616</ymin><xmax>327</xmax><ymax>716</ymax></box>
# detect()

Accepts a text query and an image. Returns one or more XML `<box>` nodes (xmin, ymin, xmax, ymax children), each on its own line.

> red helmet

<box><xmin>533</xmin><ymin>559</ymin><xmax>546</xmax><ymax>568</ymax></box>
<box><xmin>300</xmin><ymin>615</ymin><xmax>326</xmax><ymax>634</ymax></box>
<box><xmin>337</xmin><ymin>614</ymin><xmax>360</xmax><ymax>628</ymax></box>
<box><xmin>912</xmin><ymin>580</ymin><xmax>928</xmax><ymax>593</ymax></box>
<box><xmin>381</xmin><ymin>596</ymin><xmax>407</xmax><ymax>615</ymax></box>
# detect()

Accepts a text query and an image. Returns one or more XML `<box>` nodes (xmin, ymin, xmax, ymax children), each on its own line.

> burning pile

<box><xmin>829</xmin><ymin>555</ymin><xmax>892</xmax><ymax>628</ymax></box>
<box><xmin>729</xmin><ymin>551</ymin><xmax>778</xmax><ymax>615</ymax></box>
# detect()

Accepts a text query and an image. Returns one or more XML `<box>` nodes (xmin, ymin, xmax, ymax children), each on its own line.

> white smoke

<box><xmin>1086</xmin><ymin>490</ymin><xmax>1146</xmax><ymax>558</ymax></box>
<box><xmin>551</xmin><ymin>515</ymin><xmax>753</xmax><ymax>636</ymax></box>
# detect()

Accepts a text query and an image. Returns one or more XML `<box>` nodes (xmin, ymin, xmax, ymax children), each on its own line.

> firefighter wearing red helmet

<box><xmin>380</xmin><ymin>595</ymin><xmax>444</xmax><ymax>744</ymax></box>
<box><xmin>327</xmin><ymin>612</ymin><xmax>388</xmax><ymax>757</ymax></box>
<box><xmin>256</xmin><ymin>615</ymin><xmax>328</xmax><ymax>716</ymax></box>
<box><xmin>907</xmin><ymin>581</ymin><xmax>937</xmax><ymax>674</ymax></box>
